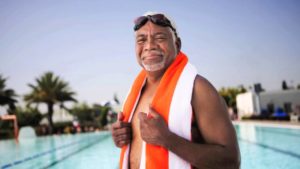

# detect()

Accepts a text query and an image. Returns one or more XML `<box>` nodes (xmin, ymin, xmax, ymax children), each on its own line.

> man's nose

<box><xmin>144</xmin><ymin>38</ymin><xmax>158</xmax><ymax>51</ymax></box>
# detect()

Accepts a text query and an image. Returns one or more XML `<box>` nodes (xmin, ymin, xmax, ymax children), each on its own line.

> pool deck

<box><xmin>233</xmin><ymin>120</ymin><xmax>300</xmax><ymax>129</ymax></box>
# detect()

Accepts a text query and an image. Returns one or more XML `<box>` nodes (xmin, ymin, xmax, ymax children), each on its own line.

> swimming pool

<box><xmin>1</xmin><ymin>122</ymin><xmax>300</xmax><ymax>169</ymax></box>
<box><xmin>235</xmin><ymin>122</ymin><xmax>300</xmax><ymax>169</ymax></box>
<box><xmin>0</xmin><ymin>131</ymin><xmax>120</xmax><ymax>169</ymax></box>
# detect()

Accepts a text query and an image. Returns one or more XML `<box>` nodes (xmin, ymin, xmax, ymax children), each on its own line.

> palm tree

<box><xmin>0</xmin><ymin>75</ymin><xmax>17</xmax><ymax>114</ymax></box>
<box><xmin>24</xmin><ymin>72</ymin><xmax>76</xmax><ymax>134</ymax></box>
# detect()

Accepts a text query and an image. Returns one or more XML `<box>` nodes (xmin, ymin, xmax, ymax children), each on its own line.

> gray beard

<box><xmin>142</xmin><ymin>60</ymin><xmax>165</xmax><ymax>72</ymax></box>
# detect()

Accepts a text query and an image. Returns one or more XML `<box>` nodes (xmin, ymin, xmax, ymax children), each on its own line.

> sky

<box><xmin>1</xmin><ymin>0</ymin><xmax>300</xmax><ymax>110</ymax></box>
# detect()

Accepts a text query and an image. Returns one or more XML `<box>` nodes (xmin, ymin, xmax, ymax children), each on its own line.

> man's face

<box><xmin>135</xmin><ymin>21</ymin><xmax>178</xmax><ymax>72</ymax></box>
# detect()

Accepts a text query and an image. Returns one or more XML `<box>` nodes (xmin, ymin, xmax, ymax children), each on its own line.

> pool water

<box><xmin>0</xmin><ymin>132</ymin><xmax>120</xmax><ymax>169</ymax></box>
<box><xmin>235</xmin><ymin>122</ymin><xmax>300</xmax><ymax>169</ymax></box>
<box><xmin>1</xmin><ymin>123</ymin><xmax>300</xmax><ymax>169</ymax></box>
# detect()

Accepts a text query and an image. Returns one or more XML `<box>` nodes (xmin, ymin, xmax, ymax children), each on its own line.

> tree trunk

<box><xmin>47</xmin><ymin>102</ymin><xmax>54</xmax><ymax>134</ymax></box>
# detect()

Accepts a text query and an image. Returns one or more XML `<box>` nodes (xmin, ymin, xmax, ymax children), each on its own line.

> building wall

<box><xmin>259</xmin><ymin>90</ymin><xmax>300</xmax><ymax>113</ymax></box>
<box><xmin>237</xmin><ymin>92</ymin><xmax>255</xmax><ymax>118</ymax></box>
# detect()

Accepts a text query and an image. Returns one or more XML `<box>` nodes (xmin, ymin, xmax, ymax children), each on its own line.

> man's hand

<box><xmin>111</xmin><ymin>112</ymin><xmax>132</xmax><ymax>148</ymax></box>
<box><xmin>138</xmin><ymin>106</ymin><xmax>171</xmax><ymax>147</ymax></box>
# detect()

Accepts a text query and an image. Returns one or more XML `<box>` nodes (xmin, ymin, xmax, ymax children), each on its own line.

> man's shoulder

<box><xmin>192</xmin><ymin>74</ymin><xmax>222</xmax><ymax>108</ymax></box>
<box><xmin>193</xmin><ymin>74</ymin><xmax>217</xmax><ymax>94</ymax></box>
<box><xmin>192</xmin><ymin>74</ymin><xmax>228</xmax><ymax>122</ymax></box>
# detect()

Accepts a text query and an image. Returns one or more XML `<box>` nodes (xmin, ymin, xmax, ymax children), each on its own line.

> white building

<box><xmin>236</xmin><ymin>92</ymin><xmax>259</xmax><ymax>118</ymax></box>
<box><xmin>236</xmin><ymin>89</ymin><xmax>300</xmax><ymax>118</ymax></box>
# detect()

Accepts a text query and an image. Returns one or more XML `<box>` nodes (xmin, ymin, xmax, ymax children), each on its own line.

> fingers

<box><xmin>112</xmin><ymin>121</ymin><xmax>131</xmax><ymax>129</ymax></box>
<box><xmin>148</xmin><ymin>106</ymin><xmax>160</xmax><ymax>118</ymax></box>
<box><xmin>138</xmin><ymin>109</ymin><xmax>159</xmax><ymax>121</ymax></box>
<box><xmin>116</xmin><ymin>139</ymin><xmax>130</xmax><ymax>148</ymax></box>
<box><xmin>114</xmin><ymin>132</ymin><xmax>132</xmax><ymax>147</ymax></box>
<box><xmin>112</xmin><ymin>125</ymin><xmax>131</xmax><ymax>136</ymax></box>
<box><xmin>118</xmin><ymin>112</ymin><xmax>124</xmax><ymax>121</ymax></box>
<box><xmin>111</xmin><ymin>120</ymin><xmax>132</xmax><ymax>148</ymax></box>
<box><xmin>138</xmin><ymin>111</ymin><xmax>147</xmax><ymax>121</ymax></box>
<box><xmin>114</xmin><ymin>132</ymin><xmax>131</xmax><ymax>142</ymax></box>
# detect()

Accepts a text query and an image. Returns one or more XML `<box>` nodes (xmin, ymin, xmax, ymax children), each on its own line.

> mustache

<box><xmin>141</xmin><ymin>50</ymin><xmax>163</xmax><ymax>59</ymax></box>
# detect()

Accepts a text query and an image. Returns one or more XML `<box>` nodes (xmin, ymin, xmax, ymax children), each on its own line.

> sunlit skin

<box><xmin>111</xmin><ymin>20</ymin><xmax>240</xmax><ymax>169</ymax></box>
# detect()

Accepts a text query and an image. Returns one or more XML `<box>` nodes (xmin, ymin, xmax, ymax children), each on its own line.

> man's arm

<box><xmin>165</xmin><ymin>75</ymin><xmax>240</xmax><ymax>168</ymax></box>
<box><xmin>139</xmin><ymin>75</ymin><xmax>240</xmax><ymax>169</ymax></box>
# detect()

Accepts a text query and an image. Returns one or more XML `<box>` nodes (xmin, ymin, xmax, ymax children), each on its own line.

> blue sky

<box><xmin>1</xmin><ymin>0</ymin><xmax>300</xmax><ymax>107</ymax></box>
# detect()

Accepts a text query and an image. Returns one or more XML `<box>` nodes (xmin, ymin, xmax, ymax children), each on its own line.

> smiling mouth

<box><xmin>142</xmin><ymin>54</ymin><xmax>162</xmax><ymax>61</ymax></box>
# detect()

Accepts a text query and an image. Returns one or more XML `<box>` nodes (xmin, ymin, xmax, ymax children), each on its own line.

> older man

<box><xmin>112</xmin><ymin>12</ymin><xmax>240</xmax><ymax>169</ymax></box>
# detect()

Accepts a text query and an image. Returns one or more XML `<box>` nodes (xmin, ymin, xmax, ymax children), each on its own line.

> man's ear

<box><xmin>176</xmin><ymin>37</ymin><xmax>181</xmax><ymax>53</ymax></box>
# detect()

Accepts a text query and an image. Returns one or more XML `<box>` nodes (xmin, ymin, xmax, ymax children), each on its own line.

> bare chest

<box><xmin>129</xmin><ymin>85</ymin><xmax>156</xmax><ymax>169</ymax></box>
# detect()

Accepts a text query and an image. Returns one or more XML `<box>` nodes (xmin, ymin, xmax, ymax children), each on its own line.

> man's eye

<box><xmin>156</xmin><ymin>37</ymin><xmax>166</xmax><ymax>41</ymax></box>
<box><xmin>137</xmin><ymin>38</ymin><xmax>146</xmax><ymax>43</ymax></box>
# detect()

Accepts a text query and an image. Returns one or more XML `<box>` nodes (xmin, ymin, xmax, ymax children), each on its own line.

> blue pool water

<box><xmin>1</xmin><ymin>123</ymin><xmax>300</xmax><ymax>169</ymax></box>
<box><xmin>235</xmin><ymin>122</ymin><xmax>300</xmax><ymax>169</ymax></box>
<box><xmin>0</xmin><ymin>132</ymin><xmax>120</xmax><ymax>169</ymax></box>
